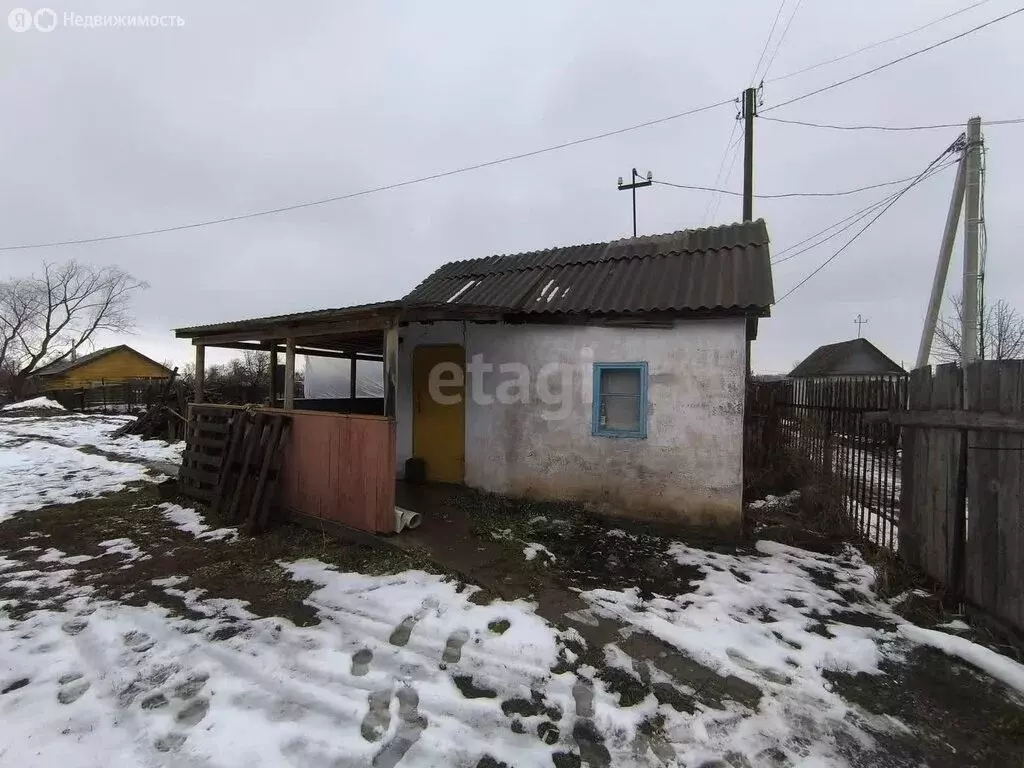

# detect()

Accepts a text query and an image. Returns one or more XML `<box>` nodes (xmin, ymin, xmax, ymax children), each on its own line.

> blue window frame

<box><xmin>592</xmin><ymin>362</ymin><xmax>648</xmax><ymax>438</ymax></box>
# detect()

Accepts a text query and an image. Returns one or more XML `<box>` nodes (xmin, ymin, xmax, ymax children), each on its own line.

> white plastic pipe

<box><xmin>395</xmin><ymin>506</ymin><xmax>422</xmax><ymax>533</ymax></box>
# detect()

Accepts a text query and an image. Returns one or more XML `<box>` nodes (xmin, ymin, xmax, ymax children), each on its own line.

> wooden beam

<box><xmin>199</xmin><ymin>340</ymin><xmax>382</xmax><ymax>360</ymax></box>
<box><xmin>269</xmin><ymin>347</ymin><xmax>279</xmax><ymax>405</ymax></box>
<box><xmin>383</xmin><ymin>323</ymin><xmax>398</xmax><ymax>418</ymax></box>
<box><xmin>194</xmin><ymin>345</ymin><xmax>205</xmax><ymax>403</ymax></box>
<box><xmin>865</xmin><ymin>409</ymin><xmax>1024</xmax><ymax>433</ymax></box>
<box><xmin>350</xmin><ymin>356</ymin><xmax>357</xmax><ymax>400</ymax></box>
<box><xmin>284</xmin><ymin>338</ymin><xmax>296</xmax><ymax>410</ymax></box>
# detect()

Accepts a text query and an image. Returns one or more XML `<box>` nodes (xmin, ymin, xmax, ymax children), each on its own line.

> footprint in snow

<box><xmin>123</xmin><ymin>630</ymin><xmax>155</xmax><ymax>653</ymax></box>
<box><xmin>389</xmin><ymin>616</ymin><xmax>418</xmax><ymax>647</ymax></box>
<box><xmin>351</xmin><ymin>648</ymin><xmax>373</xmax><ymax>677</ymax></box>
<box><xmin>141</xmin><ymin>693</ymin><xmax>169</xmax><ymax>710</ymax></box>
<box><xmin>389</xmin><ymin>597</ymin><xmax>440</xmax><ymax>647</ymax></box>
<box><xmin>61</xmin><ymin>617</ymin><xmax>89</xmax><ymax>636</ymax></box>
<box><xmin>172</xmin><ymin>672</ymin><xmax>209</xmax><ymax>700</ymax></box>
<box><xmin>175</xmin><ymin>697</ymin><xmax>210</xmax><ymax>728</ymax></box>
<box><xmin>441</xmin><ymin>629</ymin><xmax>470</xmax><ymax>665</ymax></box>
<box><xmin>360</xmin><ymin>689</ymin><xmax>393</xmax><ymax>742</ymax></box>
<box><xmin>154</xmin><ymin>732</ymin><xmax>187</xmax><ymax>753</ymax></box>
<box><xmin>1</xmin><ymin>678</ymin><xmax>30</xmax><ymax>695</ymax></box>
<box><xmin>572</xmin><ymin>678</ymin><xmax>595</xmax><ymax>718</ymax></box>
<box><xmin>56</xmin><ymin>672</ymin><xmax>90</xmax><ymax>705</ymax></box>
<box><xmin>372</xmin><ymin>685</ymin><xmax>427</xmax><ymax>768</ymax></box>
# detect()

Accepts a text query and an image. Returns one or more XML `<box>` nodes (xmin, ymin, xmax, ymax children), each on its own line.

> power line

<box><xmin>654</xmin><ymin>165</ymin><xmax>952</xmax><ymax>199</ymax></box>
<box><xmin>761</xmin><ymin>0</ymin><xmax>805</xmax><ymax>81</ymax></box>
<box><xmin>776</xmin><ymin>143</ymin><xmax>962</xmax><ymax>303</ymax></box>
<box><xmin>702</xmin><ymin>118</ymin><xmax>742</xmax><ymax>226</ymax></box>
<box><xmin>0</xmin><ymin>97</ymin><xmax>735</xmax><ymax>252</ymax></box>
<box><xmin>767</xmin><ymin>0</ymin><xmax>996</xmax><ymax>84</ymax></box>
<box><xmin>772</xmin><ymin>158</ymin><xmax>959</xmax><ymax>264</ymax></box>
<box><xmin>749</xmin><ymin>0</ymin><xmax>788</xmax><ymax>85</ymax></box>
<box><xmin>761</xmin><ymin>115</ymin><xmax>1024</xmax><ymax>131</ymax></box>
<box><xmin>708</xmin><ymin>135</ymin><xmax>744</xmax><ymax>225</ymax></box>
<box><xmin>763</xmin><ymin>6</ymin><xmax>1024</xmax><ymax>113</ymax></box>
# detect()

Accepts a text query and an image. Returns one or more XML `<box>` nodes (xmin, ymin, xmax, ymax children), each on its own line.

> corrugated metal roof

<box><xmin>403</xmin><ymin>219</ymin><xmax>773</xmax><ymax>314</ymax></box>
<box><xmin>788</xmin><ymin>338</ymin><xmax>906</xmax><ymax>378</ymax></box>
<box><xmin>174</xmin><ymin>300</ymin><xmax>507</xmax><ymax>338</ymax></box>
<box><xmin>174</xmin><ymin>301</ymin><xmax>403</xmax><ymax>336</ymax></box>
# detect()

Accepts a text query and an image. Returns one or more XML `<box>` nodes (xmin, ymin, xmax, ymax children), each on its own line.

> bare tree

<box><xmin>934</xmin><ymin>293</ymin><xmax>1024</xmax><ymax>363</ymax></box>
<box><xmin>0</xmin><ymin>261</ymin><xmax>146</xmax><ymax>396</ymax></box>
<box><xmin>229</xmin><ymin>350</ymin><xmax>270</xmax><ymax>390</ymax></box>
<box><xmin>0</xmin><ymin>279</ymin><xmax>37</xmax><ymax>394</ymax></box>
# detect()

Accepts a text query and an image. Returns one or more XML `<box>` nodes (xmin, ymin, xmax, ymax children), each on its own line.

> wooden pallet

<box><xmin>207</xmin><ymin>409</ymin><xmax>292</xmax><ymax>535</ymax></box>
<box><xmin>178</xmin><ymin>405</ymin><xmax>235</xmax><ymax>504</ymax></box>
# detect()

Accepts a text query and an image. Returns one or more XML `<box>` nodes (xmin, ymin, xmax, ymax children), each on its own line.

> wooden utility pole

<box><xmin>961</xmin><ymin>117</ymin><xmax>983</xmax><ymax>366</ymax></box>
<box><xmin>742</xmin><ymin>87</ymin><xmax>757</xmax><ymax>222</ymax></box>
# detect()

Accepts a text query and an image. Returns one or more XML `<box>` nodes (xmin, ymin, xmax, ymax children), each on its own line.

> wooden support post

<box><xmin>269</xmin><ymin>347</ymin><xmax>279</xmax><ymax>406</ymax></box>
<box><xmin>350</xmin><ymin>355</ymin><xmax>357</xmax><ymax>400</ymax></box>
<box><xmin>383</xmin><ymin>323</ymin><xmax>398</xmax><ymax>418</ymax></box>
<box><xmin>194</xmin><ymin>344</ymin><xmax>206</xmax><ymax>404</ymax></box>
<box><xmin>283</xmin><ymin>338</ymin><xmax>296</xmax><ymax>410</ymax></box>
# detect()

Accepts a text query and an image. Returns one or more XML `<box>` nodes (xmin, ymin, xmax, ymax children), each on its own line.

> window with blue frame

<box><xmin>592</xmin><ymin>362</ymin><xmax>648</xmax><ymax>438</ymax></box>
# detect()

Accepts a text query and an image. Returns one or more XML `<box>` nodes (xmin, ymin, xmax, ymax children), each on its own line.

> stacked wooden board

<box><xmin>179</xmin><ymin>405</ymin><xmax>292</xmax><ymax>535</ymax></box>
<box><xmin>111</xmin><ymin>372</ymin><xmax>189</xmax><ymax>441</ymax></box>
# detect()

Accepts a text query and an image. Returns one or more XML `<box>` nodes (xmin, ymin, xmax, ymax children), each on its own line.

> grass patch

<box><xmin>0</xmin><ymin>485</ymin><xmax>440</xmax><ymax>626</ymax></box>
<box><xmin>487</xmin><ymin>619</ymin><xmax>511</xmax><ymax>635</ymax></box>
<box><xmin>825</xmin><ymin>647</ymin><xmax>1024</xmax><ymax>766</ymax></box>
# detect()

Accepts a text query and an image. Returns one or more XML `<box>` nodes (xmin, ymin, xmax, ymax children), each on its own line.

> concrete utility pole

<box><xmin>854</xmin><ymin>314</ymin><xmax>869</xmax><ymax>338</ymax></box>
<box><xmin>617</xmin><ymin>168</ymin><xmax>653</xmax><ymax>237</ymax></box>
<box><xmin>916</xmin><ymin>151</ymin><xmax>967</xmax><ymax>369</ymax></box>
<box><xmin>742</xmin><ymin>87</ymin><xmax>757</xmax><ymax>222</ymax></box>
<box><xmin>961</xmin><ymin>116</ymin><xmax>983</xmax><ymax>366</ymax></box>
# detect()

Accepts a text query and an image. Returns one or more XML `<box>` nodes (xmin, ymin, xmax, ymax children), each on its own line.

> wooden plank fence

<box><xmin>964</xmin><ymin>361</ymin><xmax>1024</xmax><ymax>636</ymax></box>
<box><xmin>748</xmin><ymin>361</ymin><xmax>1024</xmax><ymax>639</ymax></box>
<box><xmin>869</xmin><ymin>360</ymin><xmax>1024</xmax><ymax>639</ymax></box>
<box><xmin>898</xmin><ymin>364</ymin><xmax>964</xmax><ymax>586</ymax></box>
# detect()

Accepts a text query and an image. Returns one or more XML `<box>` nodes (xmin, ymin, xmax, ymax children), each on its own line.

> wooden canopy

<box><xmin>174</xmin><ymin>300</ymin><xmax>504</xmax><ymax>413</ymax></box>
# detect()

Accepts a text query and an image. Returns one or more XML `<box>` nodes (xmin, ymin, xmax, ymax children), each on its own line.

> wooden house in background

<box><xmin>30</xmin><ymin>345</ymin><xmax>172</xmax><ymax>392</ymax></box>
<box><xmin>789</xmin><ymin>338</ymin><xmax>905</xmax><ymax>380</ymax></box>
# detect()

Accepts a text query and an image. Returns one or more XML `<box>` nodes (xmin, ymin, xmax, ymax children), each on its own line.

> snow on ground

<box><xmin>523</xmin><ymin>542</ymin><xmax>556</xmax><ymax>563</ymax></box>
<box><xmin>0</xmin><ymin>412</ymin><xmax>183</xmax><ymax>464</ymax></box>
<box><xmin>1</xmin><ymin>396</ymin><xmax>66</xmax><ymax>411</ymax></box>
<box><xmin>747</xmin><ymin>489</ymin><xmax>800</xmax><ymax>511</ymax></box>
<box><xmin>159</xmin><ymin>503</ymin><xmax>239</xmax><ymax>542</ymax></box>
<box><xmin>581</xmin><ymin>538</ymin><xmax>1024</xmax><ymax>764</ymax></box>
<box><xmin>98</xmin><ymin>538</ymin><xmax>150</xmax><ymax>567</ymax></box>
<box><xmin>3</xmin><ymin>416</ymin><xmax>1024</xmax><ymax>765</ymax></box>
<box><xmin>583</xmin><ymin>540</ymin><xmax>897</xmax><ymax>763</ymax></box>
<box><xmin>0</xmin><ymin>440</ymin><xmax>152</xmax><ymax>520</ymax></box>
<box><xmin>0</xmin><ymin>413</ymin><xmax>182</xmax><ymax>520</ymax></box>
<box><xmin>0</xmin><ymin>558</ymin><xmax>579</xmax><ymax>767</ymax></box>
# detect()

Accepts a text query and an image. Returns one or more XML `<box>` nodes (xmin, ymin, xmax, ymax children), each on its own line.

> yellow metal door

<box><xmin>413</xmin><ymin>345</ymin><xmax>465</xmax><ymax>483</ymax></box>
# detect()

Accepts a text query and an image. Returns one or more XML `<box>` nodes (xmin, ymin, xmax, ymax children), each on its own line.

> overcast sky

<box><xmin>2</xmin><ymin>0</ymin><xmax>1022</xmax><ymax>373</ymax></box>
